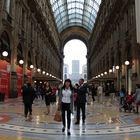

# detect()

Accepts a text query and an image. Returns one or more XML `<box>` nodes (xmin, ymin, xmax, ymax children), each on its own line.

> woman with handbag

<box><xmin>58</xmin><ymin>79</ymin><xmax>73</xmax><ymax>136</ymax></box>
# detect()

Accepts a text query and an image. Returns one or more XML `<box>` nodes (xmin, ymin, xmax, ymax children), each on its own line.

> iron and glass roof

<box><xmin>50</xmin><ymin>0</ymin><xmax>102</xmax><ymax>33</ymax></box>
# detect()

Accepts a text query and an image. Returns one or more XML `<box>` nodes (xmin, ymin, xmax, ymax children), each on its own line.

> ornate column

<box><xmin>125</xmin><ymin>34</ymin><xmax>132</xmax><ymax>94</ymax></box>
<box><xmin>9</xmin><ymin>36</ymin><xmax>18</xmax><ymax>98</ymax></box>
<box><xmin>115</xmin><ymin>42</ymin><xmax>122</xmax><ymax>91</ymax></box>
<box><xmin>8</xmin><ymin>0</ymin><xmax>20</xmax><ymax>98</ymax></box>
<box><xmin>22</xmin><ymin>43</ymin><xmax>28</xmax><ymax>84</ymax></box>
<box><xmin>30</xmin><ymin>48</ymin><xmax>36</xmax><ymax>83</ymax></box>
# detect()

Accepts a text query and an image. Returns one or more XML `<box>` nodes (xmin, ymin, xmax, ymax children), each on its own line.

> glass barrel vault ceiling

<box><xmin>50</xmin><ymin>0</ymin><xmax>102</xmax><ymax>33</ymax></box>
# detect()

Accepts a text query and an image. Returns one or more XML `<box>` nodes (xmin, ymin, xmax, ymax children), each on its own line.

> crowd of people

<box><xmin>21</xmin><ymin>79</ymin><xmax>140</xmax><ymax>136</ymax></box>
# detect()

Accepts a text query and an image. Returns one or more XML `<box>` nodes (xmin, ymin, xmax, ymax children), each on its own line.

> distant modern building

<box><xmin>71</xmin><ymin>60</ymin><xmax>80</xmax><ymax>83</ymax></box>
<box><xmin>63</xmin><ymin>64</ymin><xmax>69</xmax><ymax>81</ymax></box>
<box><xmin>82</xmin><ymin>64</ymin><xmax>87</xmax><ymax>81</ymax></box>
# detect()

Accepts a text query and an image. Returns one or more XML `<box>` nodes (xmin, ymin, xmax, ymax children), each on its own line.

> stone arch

<box><xmin>35</xmin><ymin>49</ymin><xmax>41</xmax><ymax>69</ymax></box>
<box><xmin>27</xmin><ymin>49</ymin><xmax>34</xmax><ymax>68</ymax></box>
<box><xmin>0</xmin><ymin>30</ymin><xmax>14</xmax><ymax>97</ymax></box>
<box><xmin>0</xmin><ymin>29</ymin><xmax>14</xmax><ymax>51</ymax></box>
<box><xmin>17</xmin><ymin>43</ymin><xmax>24</xmax><ymax>64</ymax></box>
<box><xmin>60</xmin><ymin>27</ymin><xmax>90</xmax><ymax>51</ymax></box>
<box><xmin>16</xmin><ymin>40</ymin><xmax>25</xmax><ymax>58</ymax></box>
<box><xmin>0</xmin><ymin>31</ymin><xmax>11</xmax><ymax>62</ymax></box>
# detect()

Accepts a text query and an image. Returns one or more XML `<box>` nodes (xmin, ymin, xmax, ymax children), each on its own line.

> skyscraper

<box><xmin>71</xmin><ymin>60</ymin><xmax>80</xmax><ymax>82</ymax></box>
<box><xmin>82</xmin><ymin>64</ymin><xmax>87</xmax><ymax>81</ymax></box>
<box><xmin>63</xmin><ymin>64</ymin><xmax>69</xmax><ymax>81</ymax></box>
<box><xmin>72</xmin><ymin>60</ymin><xmax>79</xmax><ymax>74</ymax></box>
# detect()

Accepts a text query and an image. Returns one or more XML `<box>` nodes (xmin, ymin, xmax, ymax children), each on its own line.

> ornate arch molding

<box><xmin>60</xmin><ymin>27</ymin><xmax>90</xmax><ymax>51</ymax></box>
<box><xmin>0</xmin><ymin>31</ymin><xmax>12</xmax><ymax>62</ymax></box>
<box><xmin>0</xmin><ymin>29</ymin><xmax>14</xmax><ymax>50</ymax></box>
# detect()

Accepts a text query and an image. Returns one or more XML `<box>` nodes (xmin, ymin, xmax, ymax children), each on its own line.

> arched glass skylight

<box><xmin>50</xmin><ymin>0</ymin><xmax>102</xmax><ymax>32</ymax></box>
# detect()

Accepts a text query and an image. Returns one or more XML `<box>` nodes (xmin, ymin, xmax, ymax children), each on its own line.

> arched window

<box><xmin>17</xmin><ymin>43</ymin><xmax>24</xmax><ymax>66</ymax></box>
<box><xmin>28</xmin><ymin>51</ymin><xmax>33</xmax><ymax>69</ymax></box>
<box><xmin>0</xmin><ymin>31</ymin><xmax>11</xmax><ymax>62</ymax></box>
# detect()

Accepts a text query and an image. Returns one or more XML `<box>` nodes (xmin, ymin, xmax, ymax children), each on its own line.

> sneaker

<box><xmin>62</xmin><ymin>127</ymin><xmax>65</xmax><ymax>132</ymax></box>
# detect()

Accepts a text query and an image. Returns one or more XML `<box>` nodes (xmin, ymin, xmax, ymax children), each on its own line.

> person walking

<box><xmin>91</xmin><ymin>85</ymin><xmax>96</xmax><ymax>103</ymax></box>
<box><xmin>22</xmin><ymin>82</ymin><xmax>35</xmax><ymax>121</ymax></box>
<box><xmin>134</xmin><ymin>84</ymin><xmax>140</xmax><ymax>114</ymax></box>
<box><xmin>97</xmin><ymin>84</ymin><xmax>103</xmax><ymax>104</ymax></box>
<box><xmin>73</xmin><ymin>83</ymin><xmax>79</xmax><ymax>111</ymax></box>
<box><xmin>44</xmin><ymin>82</ymin><xmax>52</xmax><ymax>115</ymax></box>
<box><xmin>58</xmin><ymin>79</ymin><xmax>73</xmax><ymax>136</ymax></box>
<box><xmin>40</xmin><ymin>84</ymin><xmax>45</xmax><ymax>100</ymax></box>
<box><xmin>119</xmin><ymin>85</ymin><xmax>126</xmax><ymax>105</ymax></box>
<box><xmin>75</xmin><ymin>78</ymin><xmax>87</xmax><ymax>125</ymax></box>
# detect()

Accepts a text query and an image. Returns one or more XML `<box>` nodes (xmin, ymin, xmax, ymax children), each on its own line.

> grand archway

<box><xmin>63</xmin><ymin>39</ymin><xmax>87</xmax><ymax>83</ymax></box>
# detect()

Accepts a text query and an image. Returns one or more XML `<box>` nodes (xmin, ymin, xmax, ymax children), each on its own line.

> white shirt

<box><xmin>98</xmin><ymin>86</ymin><xmax>103</xmax><ymax>94</ymax></box>
<box><xmin>62</xmin><ymin>88</ymin><xmax>72</xmax><ymax>103</ymax></box>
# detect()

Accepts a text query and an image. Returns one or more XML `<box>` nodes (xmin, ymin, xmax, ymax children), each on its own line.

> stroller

<box><xmin>119</xmin><ymin>95</ymin><xmax>135</xmax><ymax>112</ymax></box>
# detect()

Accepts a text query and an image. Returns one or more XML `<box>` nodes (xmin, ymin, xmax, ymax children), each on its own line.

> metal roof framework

<box><xmin>50</xmin><ymin>0</ymin><xmax>102</xmax><ymax>32</ymax></box>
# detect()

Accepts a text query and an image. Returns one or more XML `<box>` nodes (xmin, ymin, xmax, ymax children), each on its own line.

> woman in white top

<box><xmin>59</xmin><ymin>79</ymin><xmax>73</xmax><ymax>136</ymax></box>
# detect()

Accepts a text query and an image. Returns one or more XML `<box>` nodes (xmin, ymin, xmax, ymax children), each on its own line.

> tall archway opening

<box><xmin>63</xmin><ymin>39</ymin><xmax>87</xmax><ymax>84</ymax></box>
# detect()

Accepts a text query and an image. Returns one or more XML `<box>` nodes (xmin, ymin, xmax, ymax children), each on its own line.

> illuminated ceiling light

<box><xmin>34</xmin><ymin>81</ymin><xmax>37</xmax><ymax>83</ymax></box>
<box><xmin>42</xmin><ymin>71</ymin><xmax>45</xmax><ymax>74</ymax></box>
<box><xmin>46</xmin><ymin>73</ymin><xmax>49</xmax><ymax>76</ymax></box>
<box><xmin>109</xmin><ymin>69</ymin><xmax>113</xmax><ymax>73</ymax></box>
<box><xmin>2</xmin><ymin>51</ymin><xmax>8</xmax><ymax>57</ymax></box>
<box><xmin>19</xmin><ymin>60</ymin><xmax>24</xmax><ymax>64</ymax></box>
<box><xmin>30</xmin><ymin>65</ymin><xmax>34</xmax><ymax>69</ymax></box>
<box><xmin>104</xmin><ymin>71</ymin><xmax>107</xmax><ymax>75</ymax></box>
<box><xmin>115</xmin><ymin>65</ymin><xmax>119</xmax><ymax>70</ymax></box>
<box><xmin>37</xmin><ymin>68</ymin><xmax>41</xmax><ymax>72</ymax></box>
<box><xmin>101</xmin><ymin>73</ymin><xmax>104</xmax><ymax>76</ymax></box>
<box><xmin>98</xmin><ymin>75</ymin><xmax>101</xmax><ymax>78</ymax></box>
<box><xmin>50</xmin><ymin>74</ymin><xmax>52</xmax><ymax>76</ymax></box>
<box><xmin>125</xmin><ymin>60</ymin><xmax>130</xmax><ymax>65</ymax></box>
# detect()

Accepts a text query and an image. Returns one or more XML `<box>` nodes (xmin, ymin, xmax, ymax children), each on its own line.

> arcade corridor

<box><xmin>1</xmin><ymin>0</ymin><xmax>140</xmax><ymax>139</ymax></box>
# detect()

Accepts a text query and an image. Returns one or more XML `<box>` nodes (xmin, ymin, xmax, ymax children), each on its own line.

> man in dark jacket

<box><xmin>22</xmin><ymin>82</ymin><xmax>35</xmax><ymax>120</ymax></box>
<box><xmin>75</xmin><ymin>78</ymin><xmax>87</xmax><ymax>125</ymax></box>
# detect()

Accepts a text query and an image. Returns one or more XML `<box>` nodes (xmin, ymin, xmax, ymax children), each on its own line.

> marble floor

<box><xmin>0</xmin><ymin>96</ymin><xmax>140</xmax><ymax>140</ymax></box>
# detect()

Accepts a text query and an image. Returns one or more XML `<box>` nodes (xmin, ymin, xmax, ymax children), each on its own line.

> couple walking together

<box><xmin>58</xmin><ymin>78</ymin><xmax>87</xmax><ymax>136</ymax></box>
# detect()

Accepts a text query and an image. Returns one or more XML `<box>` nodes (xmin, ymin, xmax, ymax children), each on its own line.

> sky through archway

<box><xmin>64</xmin><ymin>39</ymin><xmax>87</xmax><ymax>74</ymax></box>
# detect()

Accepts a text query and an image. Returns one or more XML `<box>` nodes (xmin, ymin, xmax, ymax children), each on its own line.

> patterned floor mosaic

<box><xmin>0</xmin><ymin>96</ymin><xmax>140</xmax><ymax>140</ymax></box>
